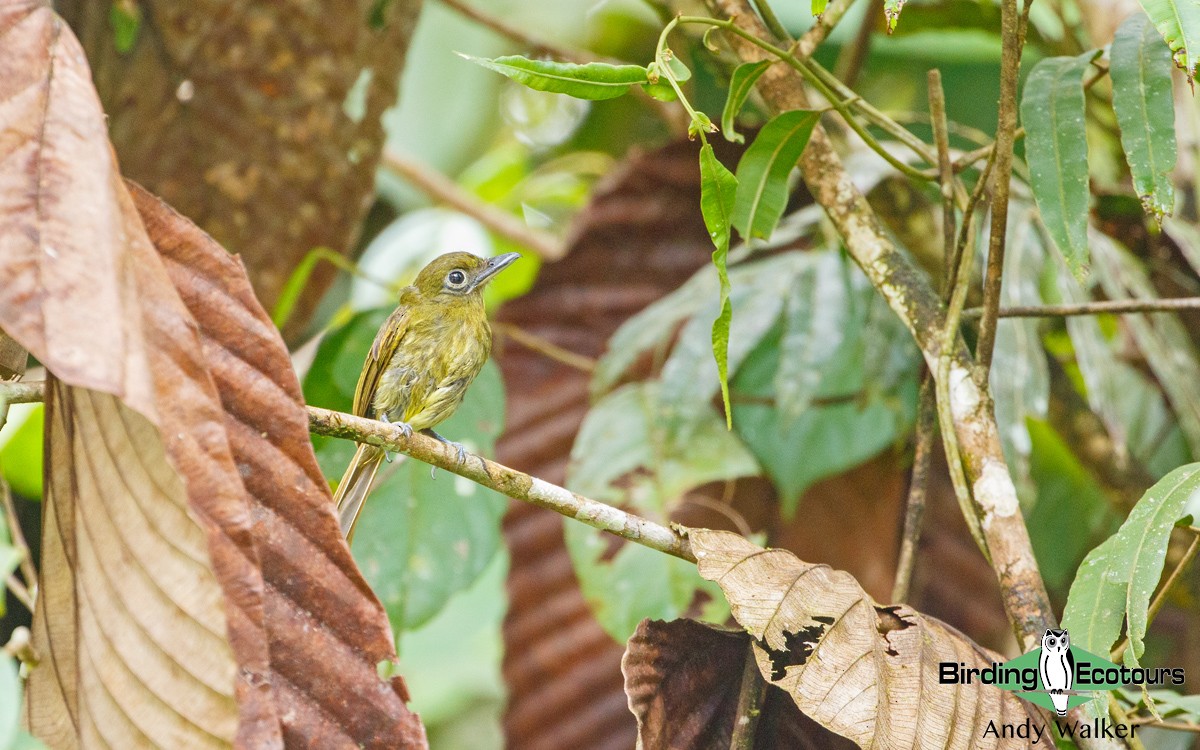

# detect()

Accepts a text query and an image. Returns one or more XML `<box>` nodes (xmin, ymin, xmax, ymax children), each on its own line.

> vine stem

<box><xmin>730</xmin><ymin>642</ymin><xmax>767</xmax><ymax>750</ymax></box>
<box><xmin>963</xmin><ymin>297</ymin><xmax>1200</xmax><ymax>318</ymax></box>
<box><xmin>973</xmin><ymin>0</ymin><xmax>1032</xmax><ymax>381</ymax></box>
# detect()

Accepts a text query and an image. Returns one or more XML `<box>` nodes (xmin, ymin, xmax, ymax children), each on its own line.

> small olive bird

<box><xmin>334</xmin><ymin>251</ymin><xmax>520</xmax><ymax>541</ymax></box>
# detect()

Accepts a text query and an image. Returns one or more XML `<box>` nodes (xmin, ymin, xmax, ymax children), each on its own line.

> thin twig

<box><xmin>1126</xmin><ymin>718</ymin><xmax>1200</xmax><ymax>732</ymax></box>
<box><xmin>962</xmin><ymin>297</ymin><xmax>1200</xmax><ymax>319</ymax></box>
<box><xmin>928</xmin><ymin>69</ymin><xmax>956</xmax><ymax>288</ymax></box>
<box><xmin>1</xmin><ymin>476</ymin><xmax>36</xmax><ymax>591</ymax></box>
<box><xmin>753</xmin><ymin>0</ymin><xmax>792</xmax><ymax>41</ymax></box>
<box><xmin>492</xmin><ymin>322</ymin><xmax>596</xmax><ymax>372</ymax></box>
<box><xmin>893</xmin><ymin>375</ymin><xmax>935</xmax><ymax>603</ymax></box>
<box><xmin>0</xmin><ymin>381</ymin><xmax>44</xmax><ymax>405</ymax></box>
<box><xmin>730</xmin><ymin>642</ymin><xmax>767</xmax><ymax>750</ymax></box>
<box><xmin>437</xmin><ymin>0</ymin><xmax>596</xmax><ymax>64</ymax></box>
<box><xmin>6</xmin><ymin>574</ymin><xmax>33</xmax><ymax>612</ymax></box>
<box><xmin>382</xmin><ymin>150</ymin><xmax>566</xmax><ymax>261</ymax></box>
<box><xmin>974</xmin><ymin>0</ymin><xmax>1032</xmax><ymax>381</ymax></box>
<box><xmin>833</xmin><ymin>0</ymin><xmax>882</xmax><ymax>87</ymax></box>
<box><xmin>1111</xmin><ymin>530</ymin><xmax>1200</xmax><ymax>662</ymax></box>
<box><xmin>307</xmin><ymin>405</ymin><xmax>695</xmax><ymax>561</ymax></box>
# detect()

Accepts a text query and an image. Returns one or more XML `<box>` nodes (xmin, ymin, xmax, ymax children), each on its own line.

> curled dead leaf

<box><xmin>0</xmin><ymin>5</ymin><xmax>425</xmax><ymax>747</ymax></box>
<box><xmin>622</xmin><ymin>618</ymin><xmax>855</xmax><ymax>750</ymax></box>
<box><xmin>691</xmin><ymin>530</ymin><xmax>1041</xmax><ymax>749</ymax></box>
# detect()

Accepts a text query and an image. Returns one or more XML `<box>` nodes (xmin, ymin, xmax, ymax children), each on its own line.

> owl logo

<box><xmin>1039</xmin><ymin>629</ymin><xmax>1074</xmax><ymax>716</ymax></box>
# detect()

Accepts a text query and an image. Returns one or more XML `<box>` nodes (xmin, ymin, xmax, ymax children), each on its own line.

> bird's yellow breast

<box><xmin>372</xmin><ymin>302</ymin><xmax>491</xmax><ymax>431</ymax></box>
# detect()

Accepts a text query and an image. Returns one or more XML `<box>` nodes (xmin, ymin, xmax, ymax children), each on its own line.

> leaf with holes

<box><xmin>733</xmin><ymin>110</ymin><xmax>820</xmax><ymax>240</ymax></box>
<box><xmin>1111</xmin><ymin>12</ymin><xmax>1177</xmax><ymax>220</ymax></box>
<box><xmin>1021</xmin><ymin>53</ymin><xmax>1094</xmax><ymax>280</ymax></box>
<box><xmin>461</xmin><ymin>54</ymin><xmax>648</xmax><ymax>100</ymax></box>
<box><xmin>691</xmin><ymin>530</ymin><xmax>1039</xmax><ymax>748</ymax></box>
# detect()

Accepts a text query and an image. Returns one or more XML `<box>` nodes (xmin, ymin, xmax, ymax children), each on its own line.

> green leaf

<box><xmin>733</xmin><ymin>110</ymin><xmax>820</xmax><ymax>240</ymax></box>
<box><xmin>1135</xmin><ymin>0</ymin><xmax>1200</xmax><ymax>79</ymax></box>
<box><xmin>1090</xmin><ymin>233</ymin><xmax>1200</xmax><ymax>458</ymax></box>
<box><xmin>812</xmin><ymin>0</ymin><xmax>829</xmax><ymax>14</ymax></box>
<box><xmin>565</xmin><ymin>382</ymin><xmax>755</xmax><ymax>640</ymax></box>
<box><xmin>108</xmin><ymin>2</ymin><xmax>141</xmax><ymax>53</ymax></box>
<box><xmin>731</xmin><ymin>277</ymin><xmax>921</xmax><ymax>513</ymax></box>
<box><xmin>1062</xmin><ymin>463</ymin><xmax>1200</xmax><ymax>665</ymax></box>
<box><xmin>773</xmin><ymin>252</ymin><xmax>850</xmax><ymax>423</ymax></box>
<box><xmin>884</xmin><ymin>0</ymin><xmax>906</xmax><ymax>31</ymax></box>
<box><xmin>656</xmin><ymin>254</ymin><xmax>805</xmax><ymax>435</ymax></box>
<box><xmin>590</xmin><ymin>273</ymin><xmax>716</xmax><ymax>396</ymax></box>
<box><xmin>0</xmin><ymin>405</ymin><xmax>43</xmax><ymax>499</ymax></box>
<box><xmin>1111</xmin><ymin>13</ymin><xmax>1178</xmax><ymax>220</ymax></box>
<box><xmin>699</xmin><ymin>143</ymin><xmax>739</xmax><ymax>428</ymax></box>
<box><xmin>721</xmin><ymin>61</ymin><xmax>771</xmax><ymax>144</ymax></box>
<box><xmin>460</xmin><ymin>54</ymin><xmax>648</xmax><ymax>101</ymax></box>
<box><xmin>2</xmin><ymin>653</ymin><xmax>44</xmax><ymax>750</ymax></box>
<box><xmin>1021</xmin><ymin>53</ymin><xmax>1094</xmax><ymax>280</ymax></box>
<box><xmin>303</xmin><ymin>309</ymin><xmax>507</xmax><ymax>631</ymax></box>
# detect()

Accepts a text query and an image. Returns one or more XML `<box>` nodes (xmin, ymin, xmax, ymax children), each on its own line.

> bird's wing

<box><xmin>353</xmin><ymin>302</ymin><xmax>412</xmax><ymax>417</ymax></box>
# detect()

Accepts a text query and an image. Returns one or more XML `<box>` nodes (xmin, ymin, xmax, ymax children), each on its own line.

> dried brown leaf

<box><xmin>0</xmin><ymin>5</ymin><xmax>425</xmax><ymax>748</ymax></box>
<box><xmin>622</xmin><ymin>618</ymin><xmax>855</xmax><ymax>750</ymax></box>
<box><xmin>692</xmin><ymin>530</ymin><xmax>1040</xmax><ymax>750</ymax></box>
<box><xmin>131</xmin><ymin>182</ymin><xmax>426</xmax><ymax>748</ymax></box>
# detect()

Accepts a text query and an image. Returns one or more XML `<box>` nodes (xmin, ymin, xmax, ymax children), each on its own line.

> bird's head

<box><xmin>412</xmin><ymin>251</ymin><xmax>520</xmax><ymax>300</ymax></box>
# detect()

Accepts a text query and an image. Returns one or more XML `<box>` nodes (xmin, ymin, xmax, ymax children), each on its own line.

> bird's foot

<box><xmin>378</xmin><ymin>414</ymin><xmax>414</xmax><ymax>462</ymax></box>
<box><xmin>424</xmin><ymin>429</ymin><xmax>468</xmax><ymax>463</ymax></box>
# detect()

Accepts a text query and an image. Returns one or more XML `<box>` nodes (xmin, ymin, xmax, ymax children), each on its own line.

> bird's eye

<box><xmin>447</xmin><ymin>270</ymin><xmax>467</xmax><ymax>286</ymax></box>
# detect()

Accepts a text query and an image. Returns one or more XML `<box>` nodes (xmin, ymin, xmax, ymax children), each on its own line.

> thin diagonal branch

<box><xmin>382</xmin><ymin>150</ymin><xmax>566</xmax><ymax>261</ymax></box>
<box><xmin>307</xmin><ymin>405</ymin><xmax>695</xmax><ymax>561</ymax></box>
<box><xmin>964</xmin><ymin>297</ymin><xmax>1200</xmax><ymax>318</ymax></box>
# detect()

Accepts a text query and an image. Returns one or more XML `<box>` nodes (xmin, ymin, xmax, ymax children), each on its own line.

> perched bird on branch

<box><xmin>334</xmin><ymin>251</ymin><xmax>520</xmax><ymax>541</ymax></box>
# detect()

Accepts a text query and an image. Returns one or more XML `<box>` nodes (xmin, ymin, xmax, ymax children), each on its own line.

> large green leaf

<box><xmin>460</xmin><ymin>54</ymin><xmax>648</xmax><ymax>100</ymax></box>
<box><xmin>732</xmin><ymin>284</ymin><xmax>920</xmax><ymax>513</ymax></box>
<box><xmin>699</xmin><ymin>143</ymin><xmax>739</xmax><ymax>428</ymax></box>
<box><xmin>656</xmin><ymin>253</ymin><xmax>810</xmax><ymax>435</ymax></box>
<box><xmin>773</xmin><ymin>252</ymin><xmax>851</xmax><ymax>423</ymax></box>
<box><xmin>303</xmin><ymin>309</ymin><xmax>508</xmax><ymax>631</ymax></box>
<box><xmin>1111</xmin><ymin>13</ymin><xmax>1178</xmax><ymax>220</ymax></box>
<box><xmin>732</xmin><ymin>110</ymin><xmax>820</xmax><ymax>240</ymax></box>
<box><xmin>721</xmin><ymin>61</ymin><xmax>771</xmax><ymax>144</ymax></box>
<box><xmin>1021</xmin><ymin>53</ymin><xmax>1094</xmax><ymax>279</ymax></box>
<box><xmin>1091</xmin><ymin>233</ymin><xmax>1200</xmax><ymax>457</ymax></box>
<box><xmin>1135</xmin><ymin>0</ymin><xmax>1200</xmax><ymax>79</ymax></box>
<box><xmin>565</xmin><ymin>382</ymin><xmax>754</xmax><ymax>640</ymax></box>
<box><xmin>1062</xmin><ymin>463</ymin><xmax>1200</xmax><ymax>665</ymax></box>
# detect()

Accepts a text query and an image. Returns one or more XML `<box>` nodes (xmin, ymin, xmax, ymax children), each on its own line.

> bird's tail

<box><xmin>334</xmin><ymin>443</ymin><xmax>389</xmax><ymax>542</ymax></box>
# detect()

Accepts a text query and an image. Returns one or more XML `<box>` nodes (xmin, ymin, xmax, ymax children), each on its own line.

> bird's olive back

<box><xmin>412</xmin><ymin>252</ymin><xmax>490</xmax><ymax>298</ymax></box>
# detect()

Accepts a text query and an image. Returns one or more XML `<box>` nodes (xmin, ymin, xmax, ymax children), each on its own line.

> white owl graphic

<box><xmin>1039</xmin><ymin>629</ymin><xmax>1074</xmax><ymax>716</ymax></box>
